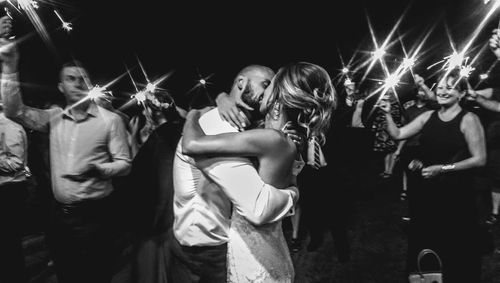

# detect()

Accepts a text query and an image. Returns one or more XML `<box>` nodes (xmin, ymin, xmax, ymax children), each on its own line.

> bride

<box><xmin>182</xmin><ymin>62</ymin><xmax>336</xmax><ymax>282</ymax></box>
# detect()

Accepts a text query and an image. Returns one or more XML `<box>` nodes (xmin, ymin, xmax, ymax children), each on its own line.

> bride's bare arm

<box><xmin>182</xmin><ymin>110</ymin><xmax>285</xmax><ymax>157</ymax></box>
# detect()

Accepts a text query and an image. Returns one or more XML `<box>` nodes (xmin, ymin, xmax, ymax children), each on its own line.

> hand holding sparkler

<box><xmin>466</xmin><ymin>81</ymin><xmax>478</xmax><ymax>101</ymax></box>
<box><xmin>0</xmin><ymin>15</ymin><xmax>12</xmax><ymax>38</ymax></box>
<box><xmin>413</xmin><ymin>74</ymin><xmax>437</xmax><ymax>101</ymax></box>
<box><xmin>413</xmin><ymin>74</ymin><xmax>425</xmax><ymax>87</ymax></box>
<box><xmin>0</xmin><ymin>36</ymin><xmax>18</xmax><ymax>73</ymax></box>
<box><xmin>489</xmin><ymin>29</ymin><xmax>500</xmax><ymax>60</ymax></box>
<box><xmin>378</xmin><ymin>97</ymin><xmax>391</xmax><ymax>114</ymax></box>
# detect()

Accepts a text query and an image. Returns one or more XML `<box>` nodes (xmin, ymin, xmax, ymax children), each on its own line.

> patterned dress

<box><xmin>372</xmin><ymin>93</ymin><xmax>403</xmax><ymax>153</ymax></box>
<box><xmin>227</xmin><ymin>160</ymin><xmax>304</xmax><ymax>283</ymax></box>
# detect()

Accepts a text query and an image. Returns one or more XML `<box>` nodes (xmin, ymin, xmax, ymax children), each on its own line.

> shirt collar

<box><xmin>62</xmin><ymin>102</ymin><xmax>99</xmax><ymax>121</ymax></box>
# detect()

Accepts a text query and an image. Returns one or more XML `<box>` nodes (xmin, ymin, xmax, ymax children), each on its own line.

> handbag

<box><xmin>408</xmin><ymin>249</ymin><xmax>442</xmax><ymax>283</ymax></box>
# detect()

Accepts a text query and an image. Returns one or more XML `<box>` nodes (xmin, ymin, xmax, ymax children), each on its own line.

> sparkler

<box><xmin>427</xmin><ymin>1</ymin><xmax>500</xmax><ymax>86</ymax></box>
<box><xmin>63</xmin><ymin>71</ymin><xmax>129</xmax><ymax>115</ymax></box>
<box><xmin>402</xmin><ymin>57</ymin><xmax>416</xmax><ymax>69</ymax></box>
<box><xmin>188</xmin><ymin>71</ymin><xmax>214</xmax><ymax>94</ymax></box>
<box><xmin>87</xmin><ymin>85</ymin><xmax>112</xmax><ymax>101</ymax></box>
<box><xmin>479</xmin><ymin>73</ymin><xmax>489</xmax><ymax>80</ymax></box>
<box><xmin>342</xmin><ymin>67</ymin><xmax>349</xmax><ymax>74</ymax></box>
<box><xmin>2</xmin><ymin>0</ymin><xmax>39</xmax><ymax>11</ymax></box>
<box><xmin>127</xmin><ymin>57</ymin><xmax>174</xmax><ymax>105</ymax></box>
<box><xmin>54</xmin><ymin>10</ymin><xmax>72</xmax><ymax>33</ymax></box>
<box><xmin>446</xmin><ymin>51</ymin><xmax>466</xmax><ymax>70</ymax></box>
<box><xmin>132</xmin><ymin>91</ymin><xmax>147</xmax><ymax>104</ymax></box>
<box><xmin>2</xmin><ymin>0</ymin><xmax>58</xmax><ymax>60</ymax></box>
<box><xmin>145</xmin><ymin>82</ymin><xmax>156</xmax><ymax>93</ymax></box>
<box><xmin>459</xmin><ymin>65</ymin><xmax>475</xmax><ymax>78</ymax></box>
<box><xmin>187</xmin><ymin>70</ymin><xmax>215</xmax><ymax>106</ymax></box>
<box><xmin>344</xmin><ymin>78</ymin><xmax>353</xmax><ymax>86</ymax></box>
<box><xmin>383</xmin><ymin>73</ymin><xmax>400</xmax><ymax>90</ymax></box>
<box><xmin>372</xmin><ymin>48</ymin><xmax>386</xmax><ymax>60</ymax></box>
<box><xmin>359</xmin><ymin>8</ymin><xmax>409</xmax><ymax>85</ymax></box>
<box><xmin>4</xmin><ymin>7</ymin><xmax>12</xmax><ymax>19</ymax></box>
<box><xmin>127</xmin><ymin>70</ymin><xmax>173</xmax><ymax>108</ymax></box>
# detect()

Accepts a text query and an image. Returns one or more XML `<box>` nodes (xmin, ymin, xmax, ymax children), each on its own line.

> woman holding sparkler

<box><xmin>380</xmin><ymin>68</ymin><xmax>486</xmax><ymax>282</ymax></box>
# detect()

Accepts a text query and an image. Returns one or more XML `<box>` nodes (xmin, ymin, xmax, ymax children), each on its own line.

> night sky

<box><xmin>7</xmin><ymin>0</ymin><xmax>500</xmax><ymax>109</ymax></box>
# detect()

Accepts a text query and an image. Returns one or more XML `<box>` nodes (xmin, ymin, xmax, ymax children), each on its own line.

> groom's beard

<box><xmin>241</xmin><ymin>84</ymin><xmax>265</xmax><ymax>127</ymax></box>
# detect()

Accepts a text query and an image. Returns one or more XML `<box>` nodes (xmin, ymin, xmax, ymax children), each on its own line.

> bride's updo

<box><xmin>266</xmin><ymin>62</ymin><xmax>337</xmax><ymax>144</ymax></box>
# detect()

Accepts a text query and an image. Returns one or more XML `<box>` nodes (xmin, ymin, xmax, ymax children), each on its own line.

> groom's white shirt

<box><xmin>173</xmin><ymin>108</ymin><xmax>299</xmax><ymax>247</ymax></box>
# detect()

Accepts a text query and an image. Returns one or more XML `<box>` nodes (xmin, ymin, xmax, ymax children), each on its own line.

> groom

<box><xmin>171</xmin><ymin>65</ymin><xmax>299</xmax><ymax>283</ymax></box>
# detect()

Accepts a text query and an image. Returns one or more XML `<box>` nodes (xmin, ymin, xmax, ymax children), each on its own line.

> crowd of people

<box><xmin>2</xmin><ymin>12</ymin><xmax>500</xmax><ymax>283</ymax></box>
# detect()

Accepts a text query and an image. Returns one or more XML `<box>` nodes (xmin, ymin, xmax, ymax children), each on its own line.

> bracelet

<box><xmin>441</xmin><ymin>163</ymin><xmax>455</xmax><ymax>172</ymax></box>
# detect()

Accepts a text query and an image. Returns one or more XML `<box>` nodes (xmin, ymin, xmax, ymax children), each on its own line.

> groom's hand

<box><xmin>216</xmin><ymin>78</ymin><xmax>251</xmax><ymax>131</ymax></box>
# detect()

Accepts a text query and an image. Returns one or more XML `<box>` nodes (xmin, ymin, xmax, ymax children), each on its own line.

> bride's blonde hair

<box><xmin>266</xmin><ymin>62</ymin><xmax>337</xmax><ymax>144</ymax></box>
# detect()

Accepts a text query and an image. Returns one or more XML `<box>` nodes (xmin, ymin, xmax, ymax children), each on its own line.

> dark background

<box><xmin>6</xmin><ymin>0</ymin><xmax>500</xmax><ymax>109</ymax></box>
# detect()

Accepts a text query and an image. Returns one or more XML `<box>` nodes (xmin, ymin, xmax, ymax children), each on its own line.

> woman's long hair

<box><xmin>266</xmin><ymin>62</ymin><xmax>337</xmax><ymax>145</ymax></box>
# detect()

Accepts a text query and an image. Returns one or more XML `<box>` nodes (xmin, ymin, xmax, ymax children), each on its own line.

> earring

<box><xmin>272</xmin><ymin>103</ymin><xmax>280</xmax><ymax>120</ymax></box>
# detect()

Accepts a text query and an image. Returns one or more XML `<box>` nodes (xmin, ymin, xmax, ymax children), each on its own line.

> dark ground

<box><xmin>22</xmin><ymin>176</ymin><xmax>500</xmax><ymax>283</ymax></box>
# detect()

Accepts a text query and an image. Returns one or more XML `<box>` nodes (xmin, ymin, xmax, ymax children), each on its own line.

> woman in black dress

<box><xmin>380</xmin><ymin>69</ymin><xmax>486</xmax><ymax>281</ymax></box>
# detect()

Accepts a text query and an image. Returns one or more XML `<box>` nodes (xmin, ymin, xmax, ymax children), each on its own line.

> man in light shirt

<box><xmin>0</xmin><ymin>99</ymin><xmax>29</xmax><ymax>283</ymax></box>
<box><xmin>0</xmin><ymin>39</ymin><xmax>131</xmax><ymax>282</ymax></box>
<box><xmin>171</xmin><ymin>65</ymin><xmax>299</xmax><ymax>283</ymax></box>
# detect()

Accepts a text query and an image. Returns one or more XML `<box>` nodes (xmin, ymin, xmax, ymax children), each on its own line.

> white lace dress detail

<box><xmin>227</xmin><ymin>160</ymin><xmax>305</xmax><ymax>283</ymax></box>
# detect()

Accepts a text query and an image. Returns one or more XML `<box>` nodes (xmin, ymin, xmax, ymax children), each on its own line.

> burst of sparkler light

<box><xmin>54</xmin><ymin>10</ymin><xmax>72</xmax><ymax>33</ymax></box>
<box><xmin>145</xmin><ymin>82</ymin><xmax>156</xmax><ymax>93</ymax></box>
<box><xmin>384</xmin><ymin>73</ymin><xmax>400</xmax><ymax>90</ymax></box>
<box><xmin>447</xmin><ymin>51</ymin><xmax>466</xmax><ymax>70</ymax></box>
<box><xmin>479</xmin><ymin>73</ymin><xmax>489</xmax><ymax>80</ymax></box>
<box><xmin>62</xmin><ymin>21</ymin><xmax>72</xmax><ymax>32</ymax></box>
<box><xmin>402</xmin><ymin>57</ymin><xmax>416</xmax><ymax>69</ymax></box>
<box><xmin>125</xmin><ymin>70</ymin><xmax>174</xmax><ymax>108</ymax></box>
<box><xmin>459</xmin><ymin>65</ymin><xmax>475</xmax><ymax>78</ymax></box>
<box><xmin>342</xmin><ymin>67</ymin><xmax>349</xmax><ymax>74</ymax></box>
<box><xmin>3</xmin><ymin>0</ymin><xmax>39</xmax><ymax>10</ymax></box>
<box><xmin>2</xmin><ymin>0</ymin><xmax>58</xmax><ymax>60</ymax></box>
<box><xmin>133</xmin><ymin>91</ymin><xmax>147</xmax><ymax>104</ymax></box>
<box><xmin>87</xmin><ymin>85</ymin><xmax>111</xmax><ymax>101</ymax></box>
<box><xmin>372</xmin><ymin>48</ymin><xmax>386</xmax><ymax>60</ymax></box>
<box><xmin>187</xmin><ymin>72</ymin><xmax>215</xmax><ymax>102</ymax></box>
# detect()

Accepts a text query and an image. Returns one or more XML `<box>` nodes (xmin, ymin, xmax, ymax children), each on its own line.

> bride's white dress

<box><xmin>227</xmin><ymin>160</ymin><xmax>305</xmax><ymax>283</ymax></box>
